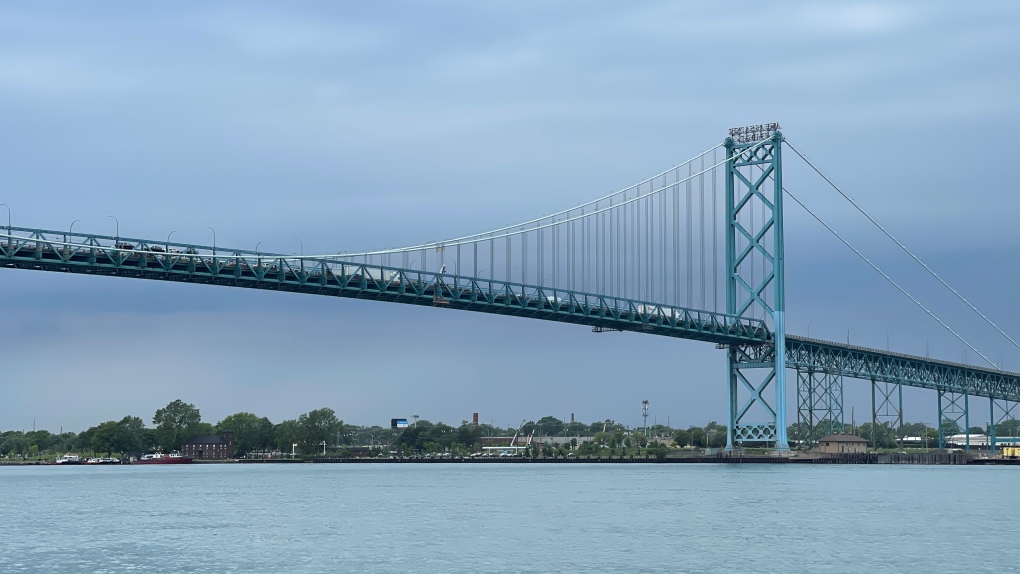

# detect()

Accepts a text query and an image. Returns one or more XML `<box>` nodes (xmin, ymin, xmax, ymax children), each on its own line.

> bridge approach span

<box><xmin>734</xmin><ymin>336</ymin><xmax>1020</xmax><ymax>402</ymax></box>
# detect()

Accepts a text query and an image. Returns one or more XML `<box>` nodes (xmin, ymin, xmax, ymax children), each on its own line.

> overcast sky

<box><xmin>2</xmin><ymin>1</ymin><xmax>1019</xmax><ymax>433</ymax></box>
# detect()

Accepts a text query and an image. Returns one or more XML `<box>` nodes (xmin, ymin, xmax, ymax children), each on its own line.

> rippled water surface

<box><xmin>1</xmin><ymin>463</ymin><xmax>1016</xmax><ymax>573</ymax></box>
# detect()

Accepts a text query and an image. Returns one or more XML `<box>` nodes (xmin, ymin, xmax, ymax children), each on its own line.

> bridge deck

<box><xmin>3</xmin><ymin>227</ymin><xmax>1017</xmax><ymax>401</ymax></box>
<box><xmin>736</xmin><ymin>335</ymin><xmax>1020</xmax><ymax>402</ymax></box>
<box><xmin>0</xmin><ymin>228</ymin><xmax>768</xmax><ymax>346</ymax></box>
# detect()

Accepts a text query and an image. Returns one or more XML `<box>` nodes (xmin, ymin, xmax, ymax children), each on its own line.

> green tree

<box><xmin>535</xmin><ymin>416</ymin><xmax>565</xmax><ymax>436</ymax></box>
<box><xmin>275</xmin><ymin>419</ymin><xmax>301</xmax><ymax>454</ymax></box>
<box><xmin>690</xmin><ymin>427</ymin><xmax>707</xmax><ymax>448</ymax></box>
<box><xmin>673</xmin><ymin>429</ymin><xmax>691</xmax><ymax>448</ymax></box>
<box><xmin>116</xmin><ymin>416</ymin><xmax>149</xmax><ymax>454</ymax></box>
<box><xmin>939</xmin><ymin>418</ymin><xmax>962</xmax><ymax>436</ymax></box>
<box><xmin>297</xmin><ymin>408</ymin><xmax>343</xmax><ymax>454</ymax></box>
<box><xmin>994</xmin><ymin>418</ymin><xmax>1020</xmax><ymax>436</ymax></box>
<box><xmin>1</xmin><ymin>435</ymin><xmax>27</xmax><ymax>457</ymax></box>
<box><xmin>91</xmin><ymin>421</ymin><xmax>120</xmax><ymax>455</ymax></box>
<box><xmin>217</xmin><ymin>412</ymin><xmax>275</xmax><ymax>456</ymax></box>
<box><xmin>153</xmin><ymin>399</ymin><xmax>203</xmax><ymax>451</ymax></box>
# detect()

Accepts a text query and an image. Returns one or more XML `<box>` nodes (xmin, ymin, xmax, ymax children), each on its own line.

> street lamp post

<box><xmin>206</xmin><ymin>226</ymin><xmax>216</xmax><ymax>255</ymax></box>
<box><xmin>108</xmin><ymin>215</ymin><xmax>120</xmax><ymax>242</ymax></box>
<box><xmin>166</xmin><ymin>230</ymin><xmax>177</xmax><ymax>254</ymax></box>
<box><xmin>807</xmin><ymin>320</ymin><xmax>815</xmax><ymax>338</ymax></box>
<box><xmin>293</xmin><ymin>237</ymin><xmax>304</xmax><ymax>273</ymax></box>
<box><xmin>67</xmin><ymin>219</ymin><xmax>80</xmax><ymax>249</ymax></box>
<box><xmin>1</xmin><ymin>204</ymin><xmax>11</xmax><ymax>240</ymax></box>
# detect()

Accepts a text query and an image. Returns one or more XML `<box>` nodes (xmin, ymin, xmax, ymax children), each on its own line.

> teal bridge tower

<box><xmin>2</xmin><ymin>124</ymin><xmax>1018</xmax><ymax>451</ymax></box>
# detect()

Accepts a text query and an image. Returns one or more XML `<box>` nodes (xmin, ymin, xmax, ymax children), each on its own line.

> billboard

<box><xmin>391</xmin><ymin>418</ymin><xmax>409</xmax><ymax>429</ymax></box>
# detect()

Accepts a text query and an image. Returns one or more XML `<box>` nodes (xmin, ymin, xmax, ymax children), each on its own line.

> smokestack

<box><xmin>571</xmin><ymin>413</ymin><xmax>575</xmax><ymax>423</ymax></box>
<box><xmin>472</xmin><ymin>413</ymin><xmax>479</xmax><ymax>427</ymax></box>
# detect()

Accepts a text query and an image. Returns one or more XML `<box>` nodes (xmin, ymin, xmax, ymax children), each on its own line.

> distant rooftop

<box><xmin>818</xmin><ymin>434</ymin><xmax>867</xmax><ymax>443</ymax></box>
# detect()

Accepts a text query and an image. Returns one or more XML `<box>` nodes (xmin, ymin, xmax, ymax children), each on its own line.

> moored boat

<box><xmin>136</xmin><ymin>452</ymin><xmax>192</xmax><ymax>465</ymax></box>
<box><xmin>54</xmin><ymin>454</ymin><xmax>82</xmax><ymax>465</ymax></box>
<box><xmin>84</xmin><ymin>457</ymin><xmax>121</xmax><ymax>465</ymax></box>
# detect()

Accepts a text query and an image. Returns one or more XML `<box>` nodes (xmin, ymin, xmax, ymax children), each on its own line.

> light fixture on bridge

<box><xmin>728</xmin><ymin>123</ymin><xmax>781</xmax><ymax>144</ymax></box>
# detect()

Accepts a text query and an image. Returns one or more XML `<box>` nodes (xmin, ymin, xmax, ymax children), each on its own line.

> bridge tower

<box><xmin>724</xmin><ymin>125</ymin><xmax>789</xmax><ymax>451</ymax></box>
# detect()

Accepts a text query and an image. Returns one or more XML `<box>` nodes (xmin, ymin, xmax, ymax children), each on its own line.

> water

<box><xmin>1</xmin><ymin>463</ymin><xmax>1015</xmax><ymax>573</ymax></box>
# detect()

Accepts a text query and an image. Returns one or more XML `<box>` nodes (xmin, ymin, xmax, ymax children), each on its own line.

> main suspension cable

<box><xmin>784</xmin><ymin>187</ymin><xmax>999</xmax><ymax>370</ymax></box>
<box><xmin>788</xmin><ymin>140</ymin><xmax>1020</xmax><ymax>354</ymax></box>
<box><xmin>339</xmin><ymin>140</ymin><xmax>770</xmax><ymax>258</ymax></box>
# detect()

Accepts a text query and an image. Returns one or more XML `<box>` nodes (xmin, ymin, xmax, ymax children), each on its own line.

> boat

<box><xmin>135</xmin><ymin>452</ymin><xmax>192</xmax><ymax>465</ymax></box>
<box><xmin>54</xmin><ymin>454</ymin><xmax>82</xmax><ymax>465</ymax></box>
<box><xmin>84</xmin><ymin>457</ymin><xmax>121</xmax><ymax>465</ymax></box>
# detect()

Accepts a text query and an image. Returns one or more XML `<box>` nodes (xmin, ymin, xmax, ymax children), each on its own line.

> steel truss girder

<box><xmin>725</xmin><ymin>132</ymin><xmax>788</xmax><ymax>449</ymax></box>
<box><xmin>738</xmin><ymin>336</ymin><xmax>1020</xmax><ymax>402</ymax></box>
<box><xmin>0</xmin><ymin>228</ymin><xmax>771</xmax><ymax>346</ymax></box>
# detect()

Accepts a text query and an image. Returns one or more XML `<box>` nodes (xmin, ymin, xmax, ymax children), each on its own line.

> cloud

<box><xmin>2</xmin><ymin>0</ymin><xmax>1019</xmax><ymax>433</ymax></box>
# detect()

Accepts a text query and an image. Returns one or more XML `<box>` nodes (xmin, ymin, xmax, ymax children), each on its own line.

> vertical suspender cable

<box><xmin>687</xmin><ymin>162</ymin><xmax>693</xmax><ymax>308</ymax></box>
<box><xmin>712</xmin><ymin>149</ymin><xmax>718</xmax><ymax>313</ymax></box>
<box><xmin>700</xmin><ymin>155</ymin><xmax>706</xmax><ymax>310</ymax></box>
<box><xmin>522</xmin><ymin>230</ymin><xmax>527</xmax><ymax>285</ymax></box>
<box><xmin>583</xmin><ymin>209</ymin><xmax>591</xmax><ymax>293</ymax></box>
<box><xmin>673</xmin><ymin>168</ymin><xmax>680</xmax><ymax>307</ymax></box>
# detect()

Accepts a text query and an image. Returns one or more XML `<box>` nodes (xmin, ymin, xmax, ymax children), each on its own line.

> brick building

<box><xmin>181</xmin><ymin>430</ymin><xmax>235</xmax><ymax>460</ymax></box>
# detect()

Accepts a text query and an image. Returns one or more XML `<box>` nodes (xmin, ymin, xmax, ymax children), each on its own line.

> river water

<box><xmin>0</xmin><ymin>463</ymin><xmax>1015</xmax><ymax>573</ymax></box>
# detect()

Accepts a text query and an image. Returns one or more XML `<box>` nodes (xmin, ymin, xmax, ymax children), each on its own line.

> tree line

<box><xmin>8</xmin><ymin>406</ymin><xmax>1015</xmax><ymax>460</ymax></box>
<box><xmin>0</xmin><ymin>399</ymin><xmax>348</xmax><ymax>459</ymax></box>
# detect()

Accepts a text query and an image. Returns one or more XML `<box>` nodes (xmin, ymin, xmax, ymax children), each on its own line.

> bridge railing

<box><xmin>0</xmin><ymin>227</ymin><xmax>771</xmax><ymax>344</ymax></box>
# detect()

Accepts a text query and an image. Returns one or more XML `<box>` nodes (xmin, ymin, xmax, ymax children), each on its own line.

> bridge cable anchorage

<box><xmin>787</xmin><ymin>140</ymin><xmax>1020</xmax><ymax>355</ymax></box>
<box><xmin>333</xmin><ymin>139</ymin><xmax>771</xmax><ymax>258</ymax></box>
<box><xmin>782</xmin><ymin>187</ymin><xmax>1000</xmax><ymax>370</ymax></box>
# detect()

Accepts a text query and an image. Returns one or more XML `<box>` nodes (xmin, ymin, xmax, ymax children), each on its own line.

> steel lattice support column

<box><xmin>871</xmin><ymin>379</ymin><xmax>903</xmax><ymax>449</ymax></box>
<box><xmin>796</xmin><ymin>368</ymin><xmax>814</xmax><ymax>445</ymax></box>
<box><xmin>937</xmin><ymin>390</ymin><xmax>969</xmax><ymax>451</ymax></box>
<box><xmin>724</xmin><ymin>128</ymin><xmax>788</xmax><ymax>450</ymax></box>
<box><xmin>797</xmin><ymin>368</ymin><xmax>844</xmax><ymax>444</ymax></box>
<box><xmin>989</xmin><ymin>397</ymin><xmax>1018</xmax><ymax>453</ymax></box>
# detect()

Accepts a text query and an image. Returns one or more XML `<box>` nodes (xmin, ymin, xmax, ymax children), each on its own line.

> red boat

<box><xmin>136</xmin><ymin>452</ymin><xmax>192</xmax><ymax>464</ymax></box>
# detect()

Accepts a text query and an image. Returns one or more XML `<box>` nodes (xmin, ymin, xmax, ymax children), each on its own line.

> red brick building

<box><xmin>181</xmin><ymin>430</ymin><xmax>235</xmax><ymax>460</ymax></box>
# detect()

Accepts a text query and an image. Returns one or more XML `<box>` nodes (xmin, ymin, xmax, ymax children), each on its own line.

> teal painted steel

<box><xmin>990</xmin><ymin>398</ymin><xmax>1019</xmax><ymax>453</ymax></box>
<box><xmin>797</xmin><ymin>367</ymin><xmax>844</xmax><ymax>442</ymax></box>
<box><xmin>872</xmin><ymin>380</ymin><xmax>903</xmax><ymax>449</ymax></box>
<box><xmin>0</xmin><ymin>227</ymin><xmax>770</xmax><ymax>346</ymax></box>
<box><xmin>938</xmin><ymin>390</ymin><xmax>969</xmax><ymax>451</ymax></box>
<box><xmin>739</xmin><ymin>335</ymin><xmax>1020</xmax><ymax>402</ymax></box>
<box><xmin>724</xmin><ymin>131</ymin><xmax>789</xmax><ymax>449</ymax></box>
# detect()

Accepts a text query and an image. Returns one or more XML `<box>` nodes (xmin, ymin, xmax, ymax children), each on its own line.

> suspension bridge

<box><xmin>3</xmin><ymin>124</ymin><xmax>1018</xmax><ymax>452</ymax></box>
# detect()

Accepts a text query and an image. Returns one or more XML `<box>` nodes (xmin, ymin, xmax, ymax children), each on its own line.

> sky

<box><xmin>1</xmin><ymin>1</ymin><xmax>1019</xmax><ymax>433</ymax></box>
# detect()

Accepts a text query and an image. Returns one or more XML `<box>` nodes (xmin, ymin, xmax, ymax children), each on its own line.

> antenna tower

<box><xmin>641</xmin><ymin>400</ymin><xmax>650</xmax><ymax>435</ymax></box>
